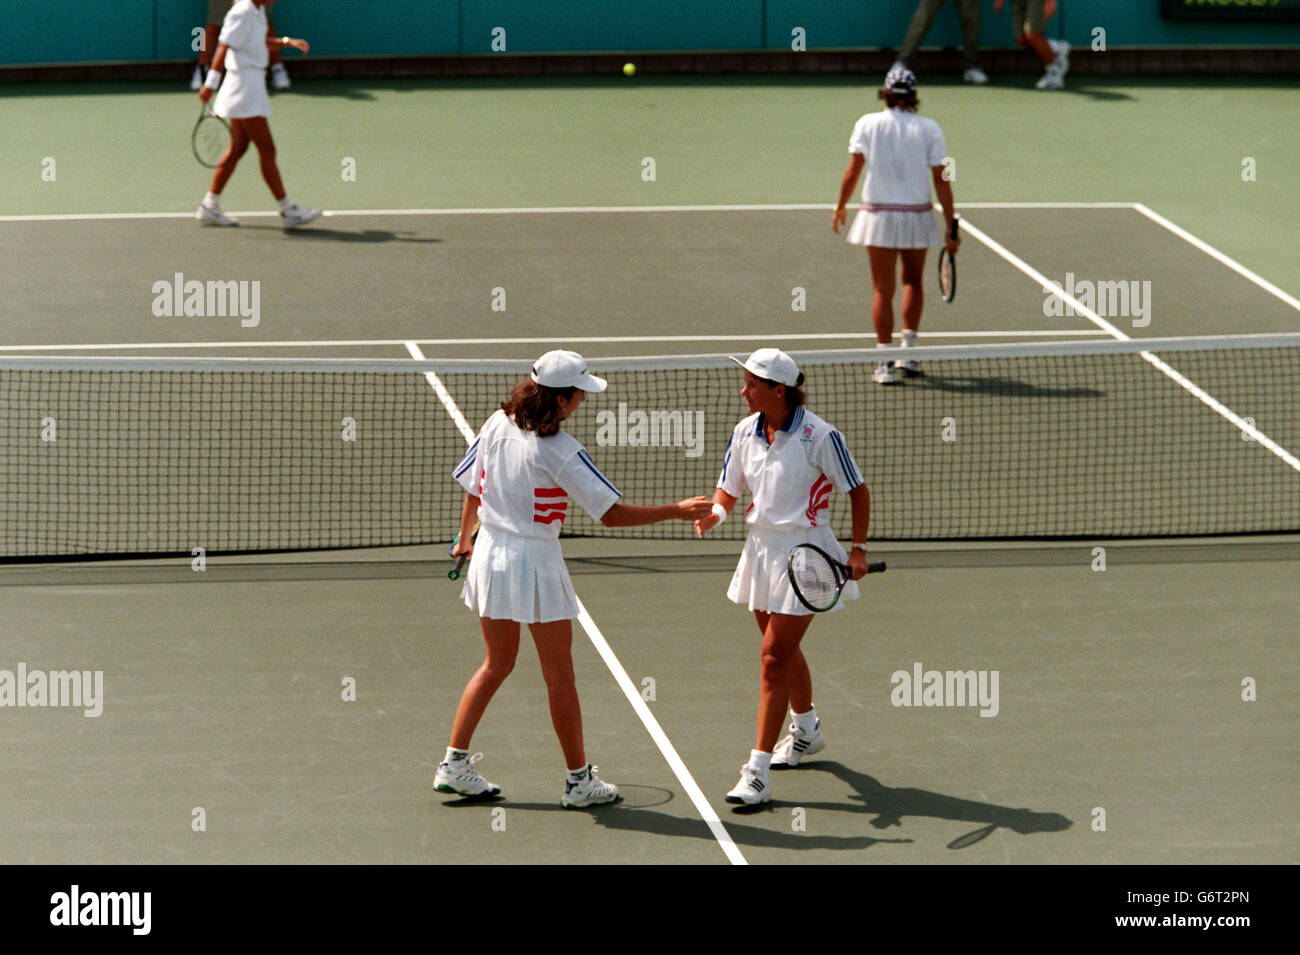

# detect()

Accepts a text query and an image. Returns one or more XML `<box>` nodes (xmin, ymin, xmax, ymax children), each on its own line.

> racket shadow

<box><xmin>798</xmin><ymin>760</ymin><xmax>1072</xmax><ymax>848</ymax></box>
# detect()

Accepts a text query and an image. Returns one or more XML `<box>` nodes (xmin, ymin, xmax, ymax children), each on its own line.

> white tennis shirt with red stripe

<box><xmin>717</xmin><ymin>406</ymin><xmax>864</xmax><ymax>530</ymax></box>
<box><xmin>848</xmin><ymin>108</ymin><xmax>947</xmax><ymax>210</ymax></box>
<box><xmin>453</xmin><ymin>410</ymin><xmax>621</xmax><ymax>537</ymax></box>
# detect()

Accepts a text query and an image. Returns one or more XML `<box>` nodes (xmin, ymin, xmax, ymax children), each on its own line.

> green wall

<box><xmin>3</xmin><ymin>2</ymin><xmax>1297</xmax><ymax>66</ymax></box>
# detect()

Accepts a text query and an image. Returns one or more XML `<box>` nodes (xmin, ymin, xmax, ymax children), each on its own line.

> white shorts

<box><xmin>460</xmin><ymin>524</ymin><xmax>580</xmax><ymax>624</ymax></box>
<box><xmin>846</xmin><ymin>208</ymin><xmax>941</xmax><ymax>249</ymax></box>
<box><xmin>726</xmin><ymin>524</ymin><xmax>860</xmax><ymax>616</ymax></box>
<box><xmin>213</xmin><ymin>67</ymin><xmax>270</xmax><ymax>120</ymax></box>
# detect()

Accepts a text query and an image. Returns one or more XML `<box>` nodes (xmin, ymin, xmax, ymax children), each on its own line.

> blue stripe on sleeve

<box><xmin>830</xmin><ymin>431</ymin><xmax>864</xmax><ymax>489</ymax></box>
<box><xmin>719</xmin><ymin>433</ymin><xmax>734</xmax><ymax>483</ymax></box>
<box><xmin>577</xmin><ymin>449</ymin><xmax>622</xmax><ymax>497</ymax></box>
<box><xmin>452</xmin><ymin>439</ymin><xmax>479</xmax><ymax>479</ymax></box>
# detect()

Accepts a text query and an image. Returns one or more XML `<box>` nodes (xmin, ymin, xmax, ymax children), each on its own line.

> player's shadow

<box><xmin>242</xmin><ymin>224</ymin><xmax>442</xmax><ymax>244</ymax></box>
<box><xmin>905</xmin><ymin>373</ymin><xmax>1103</xmax><ymax>400</ymax></box>
<box><xmin>797</xmin><ymin>761</ymin><xmax>1072</xmax><ymax>849</ymax></box>
<box><xmin>443</xmin><ymin>798</ymin><xmax>911</xmax><ymax>852</ymax></box>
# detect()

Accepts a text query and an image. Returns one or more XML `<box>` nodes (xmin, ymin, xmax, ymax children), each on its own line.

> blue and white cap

<box><xmin>884</xmin><ymin>65</ymin><xmax>917</xmax><ymax>95</ymax></box>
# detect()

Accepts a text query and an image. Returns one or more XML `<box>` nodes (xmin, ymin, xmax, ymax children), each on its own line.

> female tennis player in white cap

<box><xmin>695</xmin><ymin>348</ymin><xmax>871</xmax><ymax>805</ymax></box>
<box><xmin>435</xmin><ymin>350</ymin><xmax>712</xmax><ymax>807</ymax></box>
<box><xmin>832</xmin><ymin>65</ymin><xmax>959</xmax><ymax>385</ymax></box>
<box><xmin>196</xmin><ymin>0</ymin><xmax>320</xmax><ymax>229</ymax></box>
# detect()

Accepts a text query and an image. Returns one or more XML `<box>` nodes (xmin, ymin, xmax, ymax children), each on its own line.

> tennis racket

<box><xmin>938</xmin><ymin>215</ymin><xmax>959</xmax><ymax>303</ymax></box>
<box><xmin>192</xmin><ymin>103</ymin><xmax>232</xmax><ymax>168</ymax></box>
<box><xmin>447</xmin><ymin>522</ymin><xmax>480</xmax><ymax>580</ymax></box>
<box><xmin>787</xmin><ymin>544</ymin><xmax>885</xmax><ymax>613</ymax></box>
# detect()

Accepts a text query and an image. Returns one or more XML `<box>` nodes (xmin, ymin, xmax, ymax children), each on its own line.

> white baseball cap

<box><xmin>729</xmin><ymin>347</ymin><xmax>801</xmax><ymax>387</ymax></box>
<box><xmin>530</xmin><ymin>350</ymin><xmax>607</xmax><ymax>392</ymax></box>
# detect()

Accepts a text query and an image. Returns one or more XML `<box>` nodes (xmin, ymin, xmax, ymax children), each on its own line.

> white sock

<box><xmin>748</xmin><ymin>750</ymin><xmax>772</xmax><ymax>773</ymax></box>
<box><xmin>204</xmin><ymin>192</ymin><xmax>221</xmax><ymax>207</ymax></box>
<box><xmin>901</xmin><ymin>329</ymin><xmax>917</xmax><ymax>347</ymax></box>
<box><xmin>566</xmin><ymin>764</ymin><xmax>591</xmax><ymax>781</ymax></box>
<box><xmin>793</xmin><ymin>707</ymin><xmax>819</xmax><ymax>736</ymax></box>
<box><xmin>443</xmin><ymin>746</ymin><xmax>469</xmax><ymax>764</ymax></box>
<box><xmin>278</xmin><ymin>196</ymin><xmax>294</xmax><ymax>212</ymax></box>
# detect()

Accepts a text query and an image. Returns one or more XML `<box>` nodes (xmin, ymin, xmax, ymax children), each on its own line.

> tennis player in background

<box><xmin>695</xmin><ymin>349</ymin><xmax>870</xmax><ymax>806</ymax></box>
<box><xmin>436</xmin><ymin>350</ymin><xmax>711</xmax><ymax>808</ymax></box>
<box><xmin>192</xmin><ymin>0</ymin><xmax>292</xmax><ymax>91</ymax></box>
<box><xmin>833</xmin><ymin>66</ymin><xmax>958</xmax><ymax>385</ymax></box>
<box><xmin>994</xmin><ymin>0</ymin><xmax>1070</xmax><ymax>90</ymax></box>
<box><xmin>196</xmin><ymin>0</ymin><xmax>320</xmax><ymax>228</ymax></box>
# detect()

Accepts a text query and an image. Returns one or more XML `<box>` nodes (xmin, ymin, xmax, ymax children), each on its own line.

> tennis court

<box><xmin>1</xmin><ymin>75</ymin><xmax>1296</xmax><ymax>867</ymax></box>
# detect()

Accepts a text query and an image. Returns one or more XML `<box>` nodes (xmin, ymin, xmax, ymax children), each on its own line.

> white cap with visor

<box><xmin>729</xmin><ymin>347</ymin><xmax>801</xmax><ymax>387</ymax></box>
<box><xmin>530</xmin><ymin>350</ymin><xmax>608</xmax><ymax>393</ymax></box>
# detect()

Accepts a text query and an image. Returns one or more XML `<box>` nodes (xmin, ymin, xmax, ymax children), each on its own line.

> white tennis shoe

<box><xmin>196</xmin><ymin>202</ymin><xmax>238</xmax><ymax>227</ymax></box>
<box><xmin>434</xmin><ymin>752</ymin><xmax>502</xmax><ymax>798</ymax></box>
<box><xmin>562</xmin><ymin>765</ymin><xmax>621</xmax><ymax>808</ymax></box>
<box><xmin>872</xmin><ymin>362</ymin><xmax>897</xmax><ymax>385</ymax></box>
<box><xmin>725</xmin><ymin>764</ymin><xmax>772</xmax><ymax>805</ymax></box>
<box><xmin>190</xmin><ymin>65</ymin><xmax>204</xmax><ymax>91</ymax></box>
<box><xmin>1050</xmin><ymin>39</ymin><xmax>1071</xmax><ymax>77</ymax></box>
<box><xmin>771</xmin><ymin>720</ymin><xmax>826</xmax><ymax>769</ymax></box>
<box><xmin>962</xmin><ymin>67</ymin><xmax>989</xmax><ymax>85</ymax></box>
<box><xmin>280</xmin><ymin>203</ymin><xmax>323</xmax><ymax>229</ymax></box>
<box><xmin>1035</xmin><ymin>68</ymin><xmax>1065</xmax><ymax>91</ymax></box>
<box><xmin>270</xmin><ymin>63</ymin><xmax>291</xmax><ymax>90</ymax></box>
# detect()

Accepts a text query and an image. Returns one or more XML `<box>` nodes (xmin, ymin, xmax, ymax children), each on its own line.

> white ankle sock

<box><xmin>278</xmin><ymin>196</ymin><xmax>293</xmax><ymax>212</ymax></box>
<box><xmin>793</xmin><ymin>707</ymin><xmax>819</xmax><ymax>736</ymax></box>
<box><xmin>443</xmin><ymin>747</ymin><xmax>469</xmax><ymax>764</ymax></box>
<box><xmin>748</xmin><ymin>750</ymin><xmax>772</xmax><ymax>772</ymax></box>
<box><xmin>566</xmin><ymin>765</ymin><xmax>591</xmax><ymax>781</ymax></box>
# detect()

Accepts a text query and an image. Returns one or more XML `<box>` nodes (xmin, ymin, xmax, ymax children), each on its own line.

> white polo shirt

<box><xmin>220</xmin><ymin>0</ymin><xmax>269</xmax><ymax>71</ymax></box>
<box><xmin>453</xmin><ymin>410</ymin><xmax>621</xmax><ymax>539</ymax></box>
<box><xmin>717</xmin><ymin>406</ymin><xmax>864</xmax><ymax>531</ymax></box>
<box><xmin>847</xmin><ymin>109</ymin><xmax>947</xmax><ymax>211</ymax></box>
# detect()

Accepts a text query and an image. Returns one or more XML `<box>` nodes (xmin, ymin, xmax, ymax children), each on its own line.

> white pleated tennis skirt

<box><xmin>727</xmin><ymin>524</ymin><xmax>859</xmax><ymax>616</ymax></box>
<box><xmin>846</xmin><ymin>208</ymin><xmax>941</xmax><ymax>249</ymax></box>
<box><xmin>213</xmin><ymin>68</ymin><xmax>270</xmax><ymax>120</ymax></box>
<box><xmin>460</xmin><ymin>524</ymin><xmax>581</xmax><ymax>624</ymax></box>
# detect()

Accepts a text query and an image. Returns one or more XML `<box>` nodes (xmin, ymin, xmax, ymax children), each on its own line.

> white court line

<box><xmin>960</xmin><ymin>214</ymin><xmax>1300</xmax><ymax>473</ymax></box>
<box><xmin>404</xmin><ymin>339</ymin><xmax>747</xmax><ymax>866</ymax></box>
<box><xmin>0</xmin><ymin>200</ymin><xmax>1141</xmax><ymax>224</ymax></box>
<box><xmin>1132</xmin><ymin>203</ymin><xmax>1300</xmax><ymax>314</ymax></box>
<box><xmin>0</xmin><ymin>330</ymin><xmax>1110</xmax><ymax>353</ymax></box>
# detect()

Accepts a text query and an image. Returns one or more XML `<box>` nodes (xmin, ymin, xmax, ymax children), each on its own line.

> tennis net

<box><xmin>2</xmin><ymin>334</ymin><xmax>1298</xmax><ymax>558</ymax></box>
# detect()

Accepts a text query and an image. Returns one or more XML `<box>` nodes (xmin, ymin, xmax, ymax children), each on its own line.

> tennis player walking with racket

<box><xmin>436</xmin><ymin>350</ymin><xmax>711</xmax><ymax>807</ymax></box>
<box><xmin>196</xmin><ymin>0</ymin><xmax>320</xmax><ymax>228</ymax></box>
<box><xmin>832</xmin><ymin>66</ymin><xmax>959</xmax><ymax>385</ymax></box>
<box><xmin>695</xmin><ymin>349</ymin><xmax>871</xmax><ymax>805</ymax></box>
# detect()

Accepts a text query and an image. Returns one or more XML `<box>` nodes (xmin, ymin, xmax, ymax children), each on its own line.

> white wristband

<box><xmin>711</xmin><ymin>503</ymin><xmax>728</xmax><ymax>524</ymax></box>
<box><xmin>203</xmin><ymin>69</ymin><xmax>223</xmax><ymax>91</ymax></box>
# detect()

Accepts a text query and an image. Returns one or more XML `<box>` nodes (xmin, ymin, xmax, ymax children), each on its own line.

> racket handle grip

<box><xmin>448</xmin><ymin>554</ymin><xmax>468</xmax><ymax>581</ymax></box>
<box><xmin>867</xmin><ymin>561</ymin><xmax>887</xmax><ymax>574</ymax></box>
<box><xmin>948</xmin><ymin>217</ymin><xmax>959</xmax><ymax>240</ymax></box>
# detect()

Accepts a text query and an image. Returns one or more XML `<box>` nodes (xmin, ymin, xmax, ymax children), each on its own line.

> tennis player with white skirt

<box><xmin>832</xmin><ymin>65</ymin><xmax>959</xmax><ymax>385</ymax></box>
<box><xmin>196</xmin><ymin>0</ymin><xmax>320</xmax><ymax>228</ymax></box>
<box><xmin>436</xmin><ymin>350</ymin><xmax>711</xmax><ymax>807</ymax></box>
<box><xmin>695</xmin><ymin>349</ymin><xmax>871</xmax><ymax>805</ymax></box>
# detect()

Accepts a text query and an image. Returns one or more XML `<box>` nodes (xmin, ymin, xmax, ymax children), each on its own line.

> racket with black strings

<box><xmin>787</xmin><ymin>544</ymin><xmax>885</xmax><ymax>613</ymax></box>
<box><xmin>938</xmin><ymin>214</ymin><xmax>960</xmax><ymax>303</ymax></box>
<box><xmin>192</xmin><ymin>102</ymin><xmax>232</xmax><ymax>168</ymax></box>
<box><xmin>447</xmin><ymin>522</ymin><xmax>480</xmax><ymax>580</ymax></box>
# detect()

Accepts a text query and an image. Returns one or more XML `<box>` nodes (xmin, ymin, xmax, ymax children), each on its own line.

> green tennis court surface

<box><xmin>1</xmin><ymin>76</ymin><xmax>1296</xmax><ymax>866</ymax></box>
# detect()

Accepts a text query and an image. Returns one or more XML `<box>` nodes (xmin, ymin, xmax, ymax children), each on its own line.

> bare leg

<box><xmin>236</xmin><ymin>116</ymin><xmax>287</xmax><ymax>201</ymax></box>
<box><xmin>531</xmin><ymin>619</ymin><xmax>586</xmax><ymax>768</ymax></box>
<box><xmin>867</xmin><ymin>245</ymin><xmax>901</xmax><ymax>344</ymax></box>
<box><xmin>448</xmin><ymin>618</ymin><xmax>520</xmax><ymax>749</ymax></box>
<box><xmin>900</xmin><ymin>247</ymin><xmax>929</xmax><ymax>333</ymax></box>
<box><xmin>754</xmin><ymin>612</ymin><xmax>815</xmax><ymax>753</ymax></box>
<box><xmin>209</xmin><ymin>120</ymin><xmax>250</xmax><ymax>195</ymax></box>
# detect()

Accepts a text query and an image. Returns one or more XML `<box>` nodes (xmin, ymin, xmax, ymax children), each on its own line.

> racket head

<box><xmin>192</xmin><ymin>107</ymin><xmax>232</xmax><ymax>168</ymax></box>
<box><xmin>938</xmin><ymin>249</ymin><xmax>956</xmax><ymax>302</ymax></box>
<box><xmin>787</xmin><ymin>544</ymin><xmax>848</xmax><ymax>613</ymax></box>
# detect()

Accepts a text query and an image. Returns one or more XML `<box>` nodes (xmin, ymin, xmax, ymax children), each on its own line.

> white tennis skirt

<box><xmin>213</xmin><ymin>68</ymin><xmax>270</xmax><ymax>120</ymax></box>
<box><xmin>460</xmin><ymin>524</ymin><xmax>580</xmax><ymax>624</ymax></box>
<box><xmin>846</xmin><ymin>208</ymin><xmax>941</xmax><ymax>249</ymax></box>
<box><xmin>727</xmin><ymin>524</ymin><xmax>860</xmax><ymax>616</ymax></box>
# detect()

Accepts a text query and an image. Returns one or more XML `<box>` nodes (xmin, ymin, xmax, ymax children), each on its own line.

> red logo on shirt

<box><xmin>534</xmin><ymin>486</ymin><xmax>568</xmax><ymax>525</ymax></box>
<box><xmin>806</xmin><ymin>475</ymin><xmax>832</xmax><ymax>525</ymax></box>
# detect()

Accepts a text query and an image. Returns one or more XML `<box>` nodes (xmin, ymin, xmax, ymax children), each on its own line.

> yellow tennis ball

<box><xmin>623</xmin><ymin>62</ymin><xmax>636</xmax><ymax>77</ymax></box>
